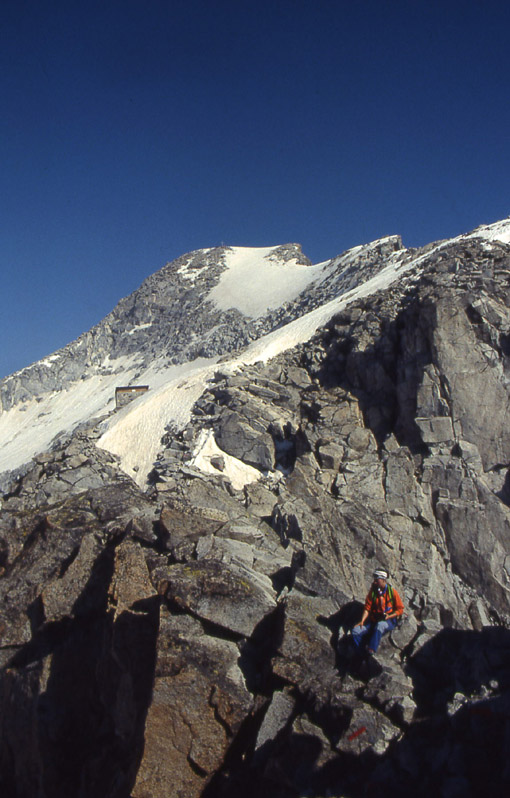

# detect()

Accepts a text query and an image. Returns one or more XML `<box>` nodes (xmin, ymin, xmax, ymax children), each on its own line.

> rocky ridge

<box><xmin>1</xmin><ymin>222</ymin><xmax>510</xmax><ymax>795</ymax></box>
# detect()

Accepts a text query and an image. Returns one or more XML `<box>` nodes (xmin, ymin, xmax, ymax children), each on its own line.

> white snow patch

<box><xmin>127</xmin><ymin>323</ymin><xmax>152</xmax><ymax>335</ymax></box>
<box><xmin>191</xmin><ymin>429</ymin><xmax>261</xmax><ymax>490</ymax></box>
<box><xmin>465</xmin><ymin>218</ymin><xmax>510</xmax><ymax>245</ymax></box>
<box><xmin>38</xmin><ymin>354</ymin><xmax>62</xmax><ymax>368</ymax></box>
<box><xmin>0</xmin><ymin>352</ymin><xmax>147</xmax><ymax>475</ymax></box>
<box><xmin>0</xmin><ymin>353</ymin><xmax>215</xmax><ymax>478</ymax></box>
<box><xmin>179</xmin><ymin>265</ymin><xmax>211</xmax><ymax>283</ymax></box>
<box><xmin>208</xmin><ymin>246</ymin><xmax>331</xmax><ymax>318</ymax></box>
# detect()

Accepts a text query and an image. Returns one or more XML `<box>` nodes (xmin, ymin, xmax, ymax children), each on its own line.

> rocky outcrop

<box><xmin>2</xmin><ymin>226</ymin><xmax>510</xmax><ymax>795</ymax></box>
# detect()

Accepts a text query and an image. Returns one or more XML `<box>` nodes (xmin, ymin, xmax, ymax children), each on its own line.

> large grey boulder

<box><xmin>158</xmin><ymin>559</ymin><xmax>276</xmax><ymax>638</ymax></box>
<box><xmin>214</xmin><ymin>410</ymin><xmax>275</xmax><ymax>471</ymax></box>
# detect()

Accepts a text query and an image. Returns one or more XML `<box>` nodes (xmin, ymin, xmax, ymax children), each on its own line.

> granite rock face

<box><xmin>2</xmin><ymin>225</ymin><xmax>510</xmax><ymax>796</ymax></box>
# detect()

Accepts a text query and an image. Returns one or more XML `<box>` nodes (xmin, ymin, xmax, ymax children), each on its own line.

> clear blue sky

<box><xmin>1</xmin><ymin>0</ymin><xmax>509</xmax><ymax>379</ymax></box>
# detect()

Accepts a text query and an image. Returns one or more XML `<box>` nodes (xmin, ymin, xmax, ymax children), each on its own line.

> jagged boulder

<box><xmin>158</xmin><ymin>558</ymin><xmax>276</xmax><ymax>638</ymax></box>
<box><xmin>214</xmin><ymin>410</ymin><xmax>275</xmax><ymax>471</ymax></box>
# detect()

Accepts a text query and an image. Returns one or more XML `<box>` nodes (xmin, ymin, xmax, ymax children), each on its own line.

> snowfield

<box><xmin>208</xmin><ymin>246</ymin><xmax>331</xmax><ymax>317</ymax></box>
<box><xmin>466</xmin><ymin>219</ymin><xmax>510</xmax><ymax>245</ymax></box>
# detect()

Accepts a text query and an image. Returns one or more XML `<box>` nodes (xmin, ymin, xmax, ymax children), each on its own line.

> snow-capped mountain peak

<box><xmin>1</xmin><ymin>219</ymin><xmax>509</xmax><ymax>488</ymax></box>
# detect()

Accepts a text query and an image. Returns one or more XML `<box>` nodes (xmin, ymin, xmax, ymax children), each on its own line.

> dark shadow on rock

<box><xmin>202</xmin><ymin>714</ymin><xmax>375</xmax><ymax>798</ymax></box>
<box><xmin>408</xmin><ymin>626</ymin><xmax>510</xmax><ymax>716</ymax></box>
<box><xmin>310</xmin><ymin>299</ymin><xmax>434</xmax><ymax>452</ymax></box>
<box><xmin>496</xmin><ymin>466</ymin><xmax>510</xmax><ymax>507</ymax></box>
<box><xmin>207</xmin><ymin>625</ymin><xmax>510</xmax><ymax>797</ymax></box>
<box><xmin>271</xmin><ymin>506</ymin><xmax>303</xmax><ymax>547</ymax></box>
<box><xmin>318</xmin><ymin>601</ymin><xmax>364</xmax><ymax>673</ymax></box>
<box><xmin>6</xmin><ymin>617</ymin><xmax>74</xmax><ymax>671</ymax></box>
<box><xmin>204</xmin><ymin>606</ymin><xmax>289</xmax><ymax>797</ymax></box>
<box><xmin>272</xmin><ymin>426</ymin><xmax>298</xmax><ymax>475</ymax></box>
<box><xmin>238</xmin><ymin>604</ymin><xmax>286</xmax><ymax>696</ymax></box>
<box><xmin>26</xmin><ymin>594</ymin><xmax>46</xmax><ymax>636</ymax></box>
<box><xmin>319</xmin><ymin>601</ymin><xmax>364</xmax><ymax>637</ymax></box>
<box><xmin>270</xmin><ymin>550</ymin><xmax>306</xmax><ymax>595</ymax></box>
<box><xmin>204</xmin><ymin>730</ymin><xmax>324</xmax><ymax>798</ymax></box>
<box><xmin>358</xmin><ymin>626</ymin><xmax>510</xmax><ymax>796</ymax></box>
<box><xmin>270</xmin><ymin>566</ymin><xmax>294</xmax><ymax>596</ymax></box>
<box><xmin>335</xmin><ymin>639</ymin><xmax>384</xmax><ymax>683</ymax></box>
<box><xmin>0</xmin><ymin>541</ymin><xmax>161</xmax><ymax>798</ymax></box>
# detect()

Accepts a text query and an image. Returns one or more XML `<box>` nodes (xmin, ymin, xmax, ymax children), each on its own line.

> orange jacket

<box><xmin>364</xmin><ymin>584</ymin><xmax>404</xmax><ymax>622</ymax></box>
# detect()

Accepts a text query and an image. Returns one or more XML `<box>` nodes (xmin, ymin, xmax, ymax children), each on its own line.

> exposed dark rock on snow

<box><xmin>2</xmin><ymin>224</ymin><xmax>510</xmax><ymax>796</ymax></box>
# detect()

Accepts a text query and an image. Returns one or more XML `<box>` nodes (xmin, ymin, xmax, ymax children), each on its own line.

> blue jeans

<box><xmin>351</xmin><ymin>618</ymin><xmax>398</xmax><ymax>653</ymax></box>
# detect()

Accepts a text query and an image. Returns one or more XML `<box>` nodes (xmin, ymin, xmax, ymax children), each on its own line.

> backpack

<box><xmin>370</xmin><ymin>583</ymin><xmax>404</xmax><ymax>626</ymax></box>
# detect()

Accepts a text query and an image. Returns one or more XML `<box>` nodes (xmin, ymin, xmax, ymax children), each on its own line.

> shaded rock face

<box><xmin>1</xmin><ymin>234</ymin><xmax>510</xmax><ymax>796</ymax></box>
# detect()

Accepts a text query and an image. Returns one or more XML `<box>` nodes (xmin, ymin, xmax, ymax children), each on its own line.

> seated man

<box><xmin>352</xmin><ymin>569</ymin><xmax>404</xmax><ymax>655</ymax></box>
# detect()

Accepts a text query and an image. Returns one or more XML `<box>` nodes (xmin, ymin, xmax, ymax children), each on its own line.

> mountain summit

<box><xmin>1</xmin><ymin>218</ymin><xmax>510</xmax><ymax>796</ymax></box>
<box><xmin>0</xmin><ymin>235</ymin><xmax>404</xmax><ymax>483</ymax></box>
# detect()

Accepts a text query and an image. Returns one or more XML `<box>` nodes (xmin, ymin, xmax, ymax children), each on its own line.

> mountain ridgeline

<box><xmin>0</xmin><ymin>238</ymin><xmax>401</xmax><ymax>413</ymax></box>
<box><xmin>1</xmin><ymin>221</ymin><xmax>510</xmax><ymax>796</ymax></box>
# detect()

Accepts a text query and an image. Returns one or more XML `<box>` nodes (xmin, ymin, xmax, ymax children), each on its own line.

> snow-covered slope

<box><xmin>466</xmin><ymin>219</ymin><xmax>510</xmax><ymax>245</ymax></box>
<box><xmin>207</xmin><ymin>246</ymin><xmax>330</xmax><ymax>317</ymax></box>
<box><xmin>1</xmin><ymin>218</ymin><xmax>510</xmax><ymax>489</ymax></box>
